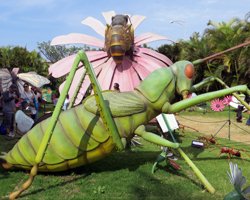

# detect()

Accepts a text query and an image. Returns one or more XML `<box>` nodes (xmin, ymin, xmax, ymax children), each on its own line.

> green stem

<box><xmin>162</xmin><ymin>114</ymin><xmax>215</xmax><ymax>194</ymax></box>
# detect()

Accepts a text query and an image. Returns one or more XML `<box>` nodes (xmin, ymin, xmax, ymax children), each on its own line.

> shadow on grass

<box><xmin>181</xmin><ymin>145</ymin><xmax>205</xmax><ymax>158</ymax></box>
<box><xmin>76</xmin><ymin>150</ymin><xmax>160</xmax><ymax>174</ymax></box>
<box><xmin>156</xmin><ymin>164</ymin><xmax>203</xmax><ymax>190</ymax></box>
<box><xmin>20</xmin><ymin>174</ymin><xmax>90</xmax><ymax>198</ymax></box>
<box><xmin>5</xmin><ymin>150</ymin><xmax>206</xmax><ymax>199</ymax></box>
<box><xmin>1</xmin><ymin>151</ymin><xmax>159</xmax><ymax>198</ymax></box>
<box><xmin>130</xmin><ymin>171</ymin><xmax>207</xmax><ymax>200</ymax></box>
<box><xmin>0</xmin><ymin>169</ymin><xmax>9</xmax><ymax>180</ymax></box>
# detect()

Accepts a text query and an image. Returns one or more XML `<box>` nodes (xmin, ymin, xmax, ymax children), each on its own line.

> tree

<box><xmin>203</xmin><ymin>17</ymin><xmax>249</xmax><ymax>86</ymax></box>
<box><xmin>158</xmin><ymin>13</ymin><xmax>250</xmax><ymax>91</ymax></box>
<box><xmin>158</xmin><ymin>42</ymin><xmax>181</xmax><ymax>63</ymax></box>
<box><xmin>0</xmin><ymin>46</ymin><xmax>49</xmax><ymax>76</ymax></box>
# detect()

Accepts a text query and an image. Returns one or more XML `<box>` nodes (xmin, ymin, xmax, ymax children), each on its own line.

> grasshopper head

<box><xmin>170</xmin><ymin>61</ymin><xmax>194</xmax><ymax>99</ymax></box>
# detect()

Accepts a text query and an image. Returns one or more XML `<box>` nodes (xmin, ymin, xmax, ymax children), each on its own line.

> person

<box><xmin>187</xmin><ymin>92</ymin><xmax>197</xmax><ymax>112</ymax></box>
<box><xmin>31</xmin><ymin>86</ymin><xmax>42</xmax><ymax>118</ymax></box>
<box><xmin>20</xmin><ymin>83</ymin><xmax>37</xmax><ymax>121</ymax></box>
<box><xmin>246</xmin><ymin>112</ymin><xmax>250</xmax><ymax>126</ymax></box>
<box><xmin>245</xmin><ymin>95</ymin><xmax>250</xmax><ymax>126</ymax></box>
<box><xmin>62</xmin><ymin>94</ymin><xmax>70</xmax><ymax>111</ymax></box>
<box><xmin>113</xmin><ymin>83</ymin><xmax>120</xmax><ymax>92</ymax></box>
<box><xmin>2</xmin><ymin>84</ymin><xmax>19</xmax><ymax>137</ymax></box>
<box><xmin>52</xmin><ymin>90</ymin><xmax>60</xmax><ymax>106</ymax></box>
<box><xmin>0</xmin><ymin>91</ymin><xmax>2</xmax><ymax>111</ymax></box>
<box><xmin>236</xmin><ymin>105</ymin><xmax>244</xmax><ymax>123</ymax></box>
<box><xmin>32</xmin><ymin>87</ymin><xmax>42</xmax><ymax>106</ymax></box>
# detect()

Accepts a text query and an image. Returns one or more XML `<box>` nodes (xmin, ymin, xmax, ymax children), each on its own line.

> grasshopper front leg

<box><xmin>134</xmin><ymin>125</ymin><xmax>179</xmax><ymax>149</ymax></box>
<box><xmin>191</xmin><ymin>77</ymin><xmax>250</xmax><ymax>109</ymax></box>
<box><xmin>168</xmin><ymin>85</ymin><xmax>250</xmax><ymax>113</ymax></box>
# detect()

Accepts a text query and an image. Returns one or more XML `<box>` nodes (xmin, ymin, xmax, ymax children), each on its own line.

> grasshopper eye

<box><xmin>185</xmin><ymin>64</ymin><xmax>194</xmax><ymax>79</ymax></box>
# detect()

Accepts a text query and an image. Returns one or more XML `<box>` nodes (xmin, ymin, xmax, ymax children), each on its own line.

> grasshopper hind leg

<box><xmin>0</xmin><ymin>153</ymin><xmax>12</xmax><ymax>169</ymax></box>
<box><xmin>134</xmin><ymin>125</ymin><xmax>179</xmax><ymax>149</ymax></box>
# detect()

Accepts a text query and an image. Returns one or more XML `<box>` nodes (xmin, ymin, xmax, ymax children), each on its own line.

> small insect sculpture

<box><xmin>0</xmin><ymin>68</ymin><xmax>50</xmax><ymax>94</ymax></box>
<box><xmin>224</xmin><ymin>162</ymin><xmax>250</xmax><ymax>200</ymax></box>
<box><xmin>1</xmin><ymin>51</ymin><xmax>250</xmax><ymax>199</ymax></box>
<box><xmin>104</xmin><ymin>14</ymin><xmax>134</xmax><ymax>64</ymax></box>
<box><xmin>198</xmin><ymin>135</ymin><xmax>216</xmax><ymax>147</ymax></box>
<box><xmin>220</xmin><ymin>147</ymin><xmax>241</xmax><ymax>159</ymax></box>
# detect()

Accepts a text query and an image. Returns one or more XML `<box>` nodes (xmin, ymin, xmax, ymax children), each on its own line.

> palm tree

<box><xmin>204</xmin><ymin>17</ymin><xmax>249</xmax><ymax>86</ymax></box>
<box><xmin>238</xmin><ymin>12</ymin><xmax>250</xmax><ymax>87</ymax></box>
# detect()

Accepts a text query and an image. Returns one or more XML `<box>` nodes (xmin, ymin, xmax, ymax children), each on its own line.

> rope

<box><xmin>177</xmin><ymin>115</ymin><xmax>226</xmax><ymax>123</ymax></box>
<box><xmin>231</xmin><ymin>122</ymin><xmax>250</xmax><ymax>134</ymax></box>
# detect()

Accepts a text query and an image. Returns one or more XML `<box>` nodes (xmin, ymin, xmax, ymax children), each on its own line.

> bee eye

<box><xmin>185</xmin><ymin>64</ymin><xmax>194</xmax><ymax>79</ymax></box>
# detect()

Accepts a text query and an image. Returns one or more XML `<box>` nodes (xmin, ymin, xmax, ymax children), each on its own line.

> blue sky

<box><xmin>0</xmin><ymin>0</ymin><xmax>249</xmax><ymax>51</ymax></box>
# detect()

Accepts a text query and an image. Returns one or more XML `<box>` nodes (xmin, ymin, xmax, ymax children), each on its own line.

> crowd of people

<box><xmin>0</xmin><ymin>82</ymin><xmax>122</xmax><ymax>138</ymax></box>
<box><xmin>0</xmin><ymin>83</ymin><xmax>42</xmax><ymax>138</ymax></box>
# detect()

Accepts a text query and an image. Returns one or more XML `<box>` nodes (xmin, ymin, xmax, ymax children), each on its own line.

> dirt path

<box><xmin>175</xmin><ymin>115</ymin><xmax>250</xmax><ymax>144</ymax></box>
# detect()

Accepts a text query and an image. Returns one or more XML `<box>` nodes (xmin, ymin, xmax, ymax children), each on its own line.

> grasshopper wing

<box><xmin>84</xmin><ymin>91</ymin><xmax>146</xmax><ymax>117</ymax></box>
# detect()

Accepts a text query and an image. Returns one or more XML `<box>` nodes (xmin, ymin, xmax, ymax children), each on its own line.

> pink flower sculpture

<box><xmin>222</xmin><ymin>95</ymin><xmax>232</xmax><ymax>106</ymax></box>
<box><xmin>210</xmin><ymin>99</ymin><xmax>225</xmax><ymax>112</ymax></box>
<box><xmin>49</xmin><ymin>11</ymin><xmax>173</xmax><ymax>105</ymax></box>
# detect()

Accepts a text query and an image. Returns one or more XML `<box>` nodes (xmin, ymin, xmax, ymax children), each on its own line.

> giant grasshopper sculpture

<box><xmin>1</xmin><ymin>42</ymin><xmax>250</xmax><ymax>199</ymax></box>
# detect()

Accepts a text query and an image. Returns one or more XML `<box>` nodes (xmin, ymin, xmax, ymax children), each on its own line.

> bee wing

<box><xmin>135</xmin><ymin>32</ymin><xmax>168</xmax><ymax>46</ymax></box>
<box><xmin>15</xmin><ymin>110</ymin><xmax>34</xmax><ymax>133</ymax></box>
<box><xmin>102</xmin><ymin>11</ymin><xmax>116</xmax><ymax>25</ymax></box>
<box><xmin>51</xmin><ymin>33</ymin><xmax>104</xmax><ymax>48</ymax></box>
<box><xmin>242</xmin><ymin>186</ymin><xmax>250</xmax><ymax>199</ymax></box>
<box><xmin>130</xmin><ymin>15</ymin><xmax>146</xmax><ymax>30</ymax></box>
<box><xmin>17</xmin><ymin>73</ymin><xmax>50</xmax><ymax>88</ymax></box>
<box><xmin>0</xmin><ymin>68</ymin><xmax>12</xmax><ymax>91</ymax></box>
<box><xmin>228</xmin><ymin>162</ymin><xmax>247</xmax><ymax>193</ymax></box>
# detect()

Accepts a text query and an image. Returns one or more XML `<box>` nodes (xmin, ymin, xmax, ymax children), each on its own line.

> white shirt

<box><xmin>21</xmin><ymin>90</ymin><xmax>37</xmax><ymax>114</ymax></box>
<box><xmin>63</xmin><ymin>98</ymin><xmax>70</xmax><ymax>111</ymax></box>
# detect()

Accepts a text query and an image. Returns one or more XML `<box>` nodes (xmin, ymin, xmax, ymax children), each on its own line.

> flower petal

<box><xmin>134</xmin><ymin>33</ymin><xmax>168</xmax><ymax>46</ymax></box>
<box><xmin>112</xmin><ymin>61</ymin><xmax>138</xmax><ymax>92</ymax></box>
<box><xmin>210</xmin><ymin>99</ymin><xmax>225</xmax><ymax>111</ymax></box>
<box><xmin>133</xmin><ymin>55</ymin><xmax>165</xmax><ymax>71</ymax></box>
<box><xmin>49</xmin><ymin>51</ymin><xmax>108</xmax><ymax>78</ymax></box>
<box><xmin>136</xmin><ymin>47</ymin><xmax>173</xmax><ymax>66</ymax></box>
<box><xmin>59</xmin><ymin>63</ymin><xmax>103</xmax><ymax>105</ymax></box>
<box><xmin>97</xmin><ymin>58</ymin><xmax>116</xmax><ymax>90</ymax></box>
<box><xmin>130</xmin><ymin>60</ymin><xmax>151</xmax><ymax>80</ymax></box>
<box><xmin>51</xmin><ymin>33</ymin><xmax>104</xmax><ymax>48</ymax></box>
<box><xmin>81</xmin><ymin>17</ymin><xmax>106</xmax><ymax>37</ymax></box>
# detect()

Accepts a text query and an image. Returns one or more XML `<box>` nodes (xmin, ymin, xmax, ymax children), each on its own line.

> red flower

<box><xmin>211</xmin><ymin>99</ymin><xmax>225</xmax><ymax>112</ymax></box>
<box><xmin>222</xmin><ymin>95</ymin><xmax>232</xmax><ymax>106</ymax></box>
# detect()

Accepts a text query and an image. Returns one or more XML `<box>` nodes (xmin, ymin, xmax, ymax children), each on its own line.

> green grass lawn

<box><xmin>1</xmin><ymin>126</ymin><xmax>250</xmax><ymax>200</ymax></box>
